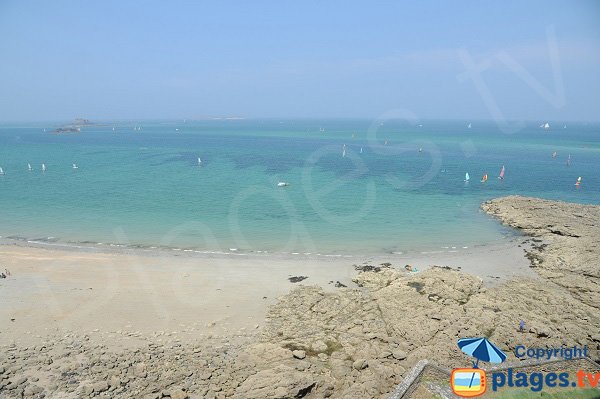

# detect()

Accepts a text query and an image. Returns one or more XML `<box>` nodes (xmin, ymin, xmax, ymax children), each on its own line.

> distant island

<box><xmin>52</xmin><ymin>126</ymin><xmax>81</xmax><ymax>134</ymax></box>
<box><xmin>51</xmin><ymin>118</ymin><xmax>96</xmax><ymax>134</ymax></box>
<box><xmin>192</xmin><ymin>116</ymin><xmax>246</xmax><ymax>120</ymax></box>
<box><xmin>73</xmin><ymin>118</ymin><xmax>93</xmax><ymax>125</ymax></box>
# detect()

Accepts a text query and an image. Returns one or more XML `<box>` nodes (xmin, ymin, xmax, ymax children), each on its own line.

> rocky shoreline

<box><xmin>481</xmin><ymin>195</ymin><xmax>600</xmax><ymax>308</ymax></box>
<box><xmin>1</xmin><ymin>196</ymin><xmax>599</xmax><ymax>398</ymax></box>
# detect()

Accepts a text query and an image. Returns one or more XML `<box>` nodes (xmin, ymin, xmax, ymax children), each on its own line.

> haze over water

<box><xmin>0</xmin><ymin>119</ymin><xmax>598</xmax><ymax>255</ymax></box>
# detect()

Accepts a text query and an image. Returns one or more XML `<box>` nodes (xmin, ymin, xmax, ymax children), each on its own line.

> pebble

<box><xmin>292</xmin><ymin>350</ymin><xmax>306</xmax><ymax>359</ymax></box>
<box><xmin>352</xmin><ymin>359</ymin><xmax>368</xmax><ymax>370</ymax></box>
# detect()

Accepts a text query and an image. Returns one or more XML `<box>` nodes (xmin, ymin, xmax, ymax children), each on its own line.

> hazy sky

<box><xmin>1</xmin><ymin>1</ymin><xmax>599</xmax><ymax>122</ymax></box>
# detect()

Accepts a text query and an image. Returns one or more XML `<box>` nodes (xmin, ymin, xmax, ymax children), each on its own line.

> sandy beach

<box><xmin>0</xmin><ymin>237</ymin><xmax>533</xmax><ymax>346</ymax></box>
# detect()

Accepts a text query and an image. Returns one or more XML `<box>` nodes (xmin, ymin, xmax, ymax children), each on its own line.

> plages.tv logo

<box><xmin>451</xmin><ymin>337</ymin><xmax>507</xmax><ymax>397</ymax></box>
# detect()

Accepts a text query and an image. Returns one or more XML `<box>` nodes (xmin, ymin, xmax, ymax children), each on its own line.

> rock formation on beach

<box><xmin>237</xmin><ymin>268</ymin><xmax>599</xmax><ymax>397</ymax></box>
<box><xmin>1</xmin><ymin>195</ymin><xmax>599</xmax><ymax>398</ymax></box>
<box><xmin>481</xmin><ymin>195</ymin><xmax>600</xmax><ymax>309</ymax></box>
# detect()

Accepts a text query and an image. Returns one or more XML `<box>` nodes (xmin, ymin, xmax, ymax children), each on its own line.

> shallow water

<box><xmin>0</xmin><ymin>119</ymin><xmax>598</xmax><ymax>255</ymax></box>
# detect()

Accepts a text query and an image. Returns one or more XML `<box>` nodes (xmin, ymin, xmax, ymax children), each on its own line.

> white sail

<box><xmin>72</xmin><ymin>164</ymin><xmax>78</xmax><ymax>169</ymax></box>
<box><xmin>42</xmin><ymin>163</ymin><xmax>46</xmax><ymax>172</ymax></box>
<box><xmin>360</xmin><ymin>147</ymin><xmax>363</xmax><ymax>154</ymax></box>
<box><xmin>0</xmin><ymin>167</ymin><xmax>4</xmax><ymax>175</ymax></box>
<box><xmin>467</xmin><ymin>123</ymin><xmax>472</xmax><ymax>129</ymax></box>
<box><xmin>465</xmin><ymin>172</ymin><xmax>470</xmax><ymax>182</ymax></box>
<box><xmin>28</xmin><ymin>163</ymin><xmax>32</xmax><ymax>171</ymax></box>
<box><xmin>197</xmin><ymin>157</ymin><xmax>202</xmax><ymax>165</ymax></box>
<box><xmin>543</xmin><ymin>122</ymin><xmax>550</xmax><ymax>129</ymax></box>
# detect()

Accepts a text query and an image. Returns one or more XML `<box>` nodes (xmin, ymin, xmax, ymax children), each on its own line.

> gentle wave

<box><xmin>0</xmin><ymin>229</ymin><xmax>519</xmax><ymax>260</ymax></box>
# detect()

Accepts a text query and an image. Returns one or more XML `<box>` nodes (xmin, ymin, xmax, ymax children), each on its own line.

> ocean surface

<box><xmin>0</xmin><ymin>119</ymin><xmax>598</xmax><ymax>256</ymax></box>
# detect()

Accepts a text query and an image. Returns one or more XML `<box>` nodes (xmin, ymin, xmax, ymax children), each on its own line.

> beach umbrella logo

<box><xmin>458</xmin><ymin>337</ymin><xmax>507</xmax><ymax>367</ymax></box>
<box><xmin>451</xmin><ymin>337</ymin><xmax>507</xmax><ymax>397</ymax></box>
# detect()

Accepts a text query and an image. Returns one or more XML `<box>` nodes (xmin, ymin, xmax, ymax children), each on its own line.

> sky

<box><xmin>0</xmin><ymin>1</ymin><xmax>599</xmax><ymax>122</ymax></box>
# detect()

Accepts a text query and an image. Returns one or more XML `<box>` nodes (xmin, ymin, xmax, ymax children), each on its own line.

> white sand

<box><xmin>0</xmin><ymin>239</ymin><xmax>535</xmax><ymax>346</ymax></box>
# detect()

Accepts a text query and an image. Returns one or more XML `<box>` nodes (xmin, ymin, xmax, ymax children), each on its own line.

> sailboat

<box><xmin>72</xmin><ymin>164</ymin><xmax>78</xmax><ymax>169</ymax></box>
<box><xmin>575</xmin><ymin>177</ymin><xmax>582</xmax><ymax>187</ymax></box>
<box><xmin>0</xmin><ymin>167</ymin><xmax>4</xmax><ymax>175</ymax></box>
<box><xmin>566</xmin><ymin>154</ymin><xmax>571</xmax><ymax>167</ymax></box>
<box><xmin>28</xmin><ymin>163</ymin><xmax>32</xmax><ymax>171</ymax></box>
<box><xmin>342</xmin><ymin>144</ymin><xmax>346</xmax><ymax>158</ymax></box>
<box><xmin>197</xmin><ymin>157</ymin><xmax>202</xmax><ymax>166</ymax></box>
<box><xmin>552</xmin><ymin>151</ymin><xmax>557</xmax><ymax>159</ymax></box>
<box><xmin>543</xmin><ymin>122</ymin><xmax>550</xmax><ymax>129</ymax></box>
<box><xmin>277</xmin><ymin>182</ymin><xmax>289</xmax><ymax>187</ymax></box>
<box><xmin>467</xmin><ymin>123</ymin><xmax>472</xmax><ymax>129</ymax></box>
<box><xmin>42</xmin><ymin>163</ymin><xmax>46</xmax><ymax>172</ymax></box>
<box><xmin>481</xmin><ymin>173</ymin><xmax>488</xmax><ymax>183</ymax></box>
<box><xmin>360</xmin><ymin>147</ymin><xmax>363</xmax><ymax>154</ymax></box>
<box><xmin>498</xmin><ymin>165</ymin><xmax>505</xmax><ymax>180</ymax></box>
<box><xmin>464</xmin><ymin>172</ymin><xmax>470</xmax><ymax>183</ymax></box>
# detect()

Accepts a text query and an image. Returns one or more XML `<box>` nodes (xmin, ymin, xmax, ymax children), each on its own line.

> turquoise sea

<box><xmin>0</xmin><ymin>119</ymin><xmax>598</xmax><ymax>255</ymax></box>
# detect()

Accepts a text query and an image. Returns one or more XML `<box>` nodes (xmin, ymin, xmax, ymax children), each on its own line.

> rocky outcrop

<box><xmin>236</xmin><ymin>264</ymin><xmax>599</xmax><ymax>398</ymax></box>
<box><xmin>481</xmin><ymin>195</ymin><xmax>600</xmax><ymax>308</ymax></box>
<box><xmin>234</xmin><ymin>365</ymin><xmax>316</xmax><ymax>399</ymax></box>
<box><xmin>0</xmin><ymin>335</ymin><xmax>247</xmax><ymax>399</ymax></box>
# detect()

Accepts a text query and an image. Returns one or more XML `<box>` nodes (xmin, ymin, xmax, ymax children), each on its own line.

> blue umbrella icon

<box><xmin>457</xmin><ymin>337</ymin><xmax>507</xmax><ymax>387</ymax></box>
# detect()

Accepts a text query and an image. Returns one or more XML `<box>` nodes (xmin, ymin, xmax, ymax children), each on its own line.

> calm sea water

<box><xmin>0</xmin><ymin>119</ymin><xmax>598</xmax><ymax>255</ymax></box>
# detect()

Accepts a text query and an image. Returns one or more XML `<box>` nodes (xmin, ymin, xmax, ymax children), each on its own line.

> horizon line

<box><xmin>1</xmin><ymin>116</ymin><xmax>599</xmax><ymax>125</ymax></box>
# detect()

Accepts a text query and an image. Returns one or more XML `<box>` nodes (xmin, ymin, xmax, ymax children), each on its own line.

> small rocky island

<box><xmin>0</xmin><ymin>196</ymin><xmax>598</xmax><ymax>398</ymax></box>
<box><xmin>51</xmin><ymin>118</ymin><xmax>95</xmax><ymax>134</ymax></box>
